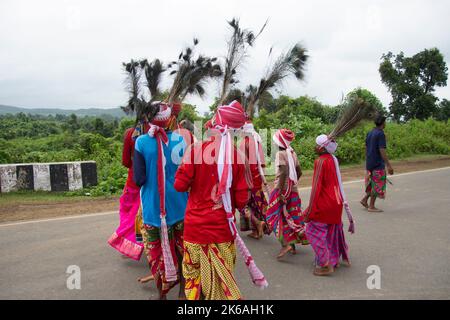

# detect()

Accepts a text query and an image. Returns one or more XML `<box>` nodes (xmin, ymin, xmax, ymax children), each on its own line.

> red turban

<box><xmin>212</xmin><ymin>100</ymin><xmax>247</xmax><ymax>129</ymax></box>
<box><xmin>151</xmin><ymin>103</ymin><xmax>172</xmax><ymax>128</ymax></box>
<box><xmin>273</xmin><ymin>129</ymin><xmax>295</xmax><ymax>149</ymax></box>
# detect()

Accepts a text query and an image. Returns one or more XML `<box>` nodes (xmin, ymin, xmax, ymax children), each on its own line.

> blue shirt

<box><xmin>365</xmin><ymin>128</ymin><xmax>387</xmax><ymax>171</ymax></box>
<box><xmin>134</xmin><ymin>131</ymin><xmax>188</xmax><ymax>227</ymax></box>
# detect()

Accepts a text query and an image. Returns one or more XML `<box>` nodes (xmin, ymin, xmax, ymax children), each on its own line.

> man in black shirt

<box><xmin>360</xmin><ymin>115</ymin><xmax>394</xmax><ymax>212</ymax></box>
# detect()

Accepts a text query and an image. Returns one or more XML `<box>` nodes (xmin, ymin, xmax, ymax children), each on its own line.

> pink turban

<box><xmin>273</xmin><ymin>129</ymin><xmax>295</xmax><ymax>149</ymax></box>
<box><xmin>212</xmin><ymin>100</ymin><xmax>248</xmax><ymax>129</ymax></box>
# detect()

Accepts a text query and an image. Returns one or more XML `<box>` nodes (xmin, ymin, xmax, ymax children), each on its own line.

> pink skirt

<box><xmin>107</xmin><ymin>183</ymin><xmax>144</xmax><ymax>260</ymax></box>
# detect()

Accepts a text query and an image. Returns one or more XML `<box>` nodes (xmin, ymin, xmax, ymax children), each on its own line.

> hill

<box><xmin>0</xmin><ymin>105</ymin><xmax>127</xmax><ymax>118</ymax></box>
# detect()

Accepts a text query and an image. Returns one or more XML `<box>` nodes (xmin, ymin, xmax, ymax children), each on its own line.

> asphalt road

<box><xmin>1</xmin><ymin>167</ymin><xmax>449</xmax><ymax>300</ymax></box>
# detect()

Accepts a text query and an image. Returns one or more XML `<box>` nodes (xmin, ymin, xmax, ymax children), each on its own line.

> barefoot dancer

<box><xmin>238</xmin><ymin>121</ymin><xmax>270</xmax><ymax>239</ymax></box>
<box><xmin>107</xmin><ymin>118</ymin><xmax>147</xmax><ymax>262</ymax></box>
<box><xmin>304</xmin><ymin>95</ymin><xmax>373</xmax><ymax>276</ymax></box>
<box><xmin>265</xmin><ymin>129</ymin><xmax>308</xmax><ymax>259</ymax></box>
<box><xmin>304</xmin><ymin>135</ymin><xmax>353</xmax><ymax>276</ymax></box>
<box><xmin>134</xmin><ymin>102</ymin><xmax>188</xmax><ymax>300</ymax></box>
<box><xmin>360</xmin><ymin>115</ymin><xmax>394</xmax><ymax>212</ymax></box>
<box><xmin>174</xmin><ymin>101</ymin><xmax>267</xmax><ymax>300</ymax></box>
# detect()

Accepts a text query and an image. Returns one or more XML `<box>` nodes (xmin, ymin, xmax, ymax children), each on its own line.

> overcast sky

<box><xmin>1</xmin><ymin>0</ymin><xmax>449</xmax><ymax>114</ymax></box>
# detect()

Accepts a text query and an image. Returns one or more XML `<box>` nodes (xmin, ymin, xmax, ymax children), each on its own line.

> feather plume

<box><xmin>329</xmin><ymin>93</ymin><xmax>377</xmax><ymax>139</ymax></box>
<box><xmin>168</xmin><ymin>39</ymin><xmax>222</xmax><ymax>103</ymax></box>
<box><xmin>218</xmin><ymin>18</ymin><xmax>268</xmax><ymax>106</ymax></box>
<box><xmin>122</xmin><ymin>59</ymin><xmax>146</xmax><ymax>117</ymax></box>
<box><xmin>141</xmin><ymin>58</ymin><xmax>166</xmax><ymax>101</ymax></box>
<box><xmin>246</xmin><ymin>43</ymin><xmax>308</xmax><ymax>117</ymax></box>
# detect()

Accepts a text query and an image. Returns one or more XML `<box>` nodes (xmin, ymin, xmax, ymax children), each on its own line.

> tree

<box><xmin>435</xmin><ymin>99</ymin><xmax>450</xmax><ymax>121</ymax></box>
<box><xmin>379</xmin><ymin>48</ymin><xmax>448</xmax><ymax>121</ymax></box>
<box><xmin>346</xmin><ymin>88</ymin><xmax>387</xmax><ymax>116</ymax></box>
<box><xmin>177</xmin><ymin>103</ymin><xmax>200</xmax><ymax>123</ymax></box>
<box><xmin>67</xmin><ymin>113</ymin><xmax>80</xmax><ymax>132</ymax></box>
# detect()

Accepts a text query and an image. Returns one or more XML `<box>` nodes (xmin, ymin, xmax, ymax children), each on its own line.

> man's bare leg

<box><xmin>368</xmin><ymin>195</ymin><xmax>383</xmax><ymax>212</ymax></box>
<box><xmin>360</xmin><ymin>194</ymin><xmax>369</xmax><ymax>208</ymax></box>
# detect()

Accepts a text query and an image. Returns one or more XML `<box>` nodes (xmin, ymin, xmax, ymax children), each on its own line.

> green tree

<box><xmin>177</xmin><ymin>103</ymin><xmax>201</xmax><ymax>123</ymax></box>
<box><xmin>67</xmin><ymin>113</ymin><xmax>80</xmax><ymax>132</ymax></box>
<box><xmin>379</xmin><ymin>48</ymin><xmax>448</xmax><ymax>121</ymax></box>
<box><xmin>346</xmin><ymin>88</ymin><xmax>387</xmax><ymax>116</ymax></box>
<box><xmin>435</xmin><ymin>99</ymin><xmax>450</xmax><ymax>121</ymax></box>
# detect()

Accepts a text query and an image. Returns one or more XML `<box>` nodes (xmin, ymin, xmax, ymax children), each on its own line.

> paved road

<box><xmin>1</xmin><ymin>168</ymin><xmax>449</xmax><ymax>300</ymax></box>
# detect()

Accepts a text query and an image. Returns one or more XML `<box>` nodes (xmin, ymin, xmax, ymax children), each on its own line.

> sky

<box><xmin>1</xmin><ymin>0</ymin><xmax>449</xmax><ymax>114</ymax></box>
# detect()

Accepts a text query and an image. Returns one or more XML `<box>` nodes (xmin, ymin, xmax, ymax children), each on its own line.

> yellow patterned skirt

<box><xmin>182</xmin><ymin>241</ymin><xmax>242</xmax><ymax>300</ymax></box>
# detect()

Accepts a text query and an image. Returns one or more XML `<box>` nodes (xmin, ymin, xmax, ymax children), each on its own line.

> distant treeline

<box><xmin>1</xmin><ymin>94</ymin><xmax>449</xmax><ymax>197</ymax></box>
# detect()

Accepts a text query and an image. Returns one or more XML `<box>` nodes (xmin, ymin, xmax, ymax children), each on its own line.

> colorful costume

<box><xmin>174</xmin><ymin>101</ymin><xmax>268</xmax><ymax>300</ymax></box>
<box><xmin>265</xmin><ymin>129</ymin><xmax>308</xmax><ymax>246</ymax></box>
<box><xmin>365</xmin><ymin>169</ymin><xmax>386</xmax><ymax>199</ymax></box>
<box><xmin>108</xmin><ymin>127</ymin><xmax>145</xmax><ymax>260</ymax></box>
<box><xmin>238</xmin><ymin>124</ymin><xmax>269</xmax><ymax>235</ymax></box>
<box><xmin>134</xmin><ymin>102</ymin><xmax>188</xmax><ymax>296</ymax></box>
<box><xmin>305</xmin><ymin>134</ymin><xmax>354</xmax><ymax>268</ymax></box>
<box><xmin>365</xmin><ymin>128</ymin><xmax>388</xmax><ymax>199</ymax></box>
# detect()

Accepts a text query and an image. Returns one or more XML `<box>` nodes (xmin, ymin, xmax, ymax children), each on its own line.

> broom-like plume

<box><xmin>121</xmin><ymin>59</ymin><xmax>146</xmax><ymax>119</ymax></box>
<box><xmin>179</xmin><ymin>55</ymin><xmax>223</xmax><ymax>101</ymax></box>
<box><xmin>329</xmin><ymin>93</ymin><xmax>377</xmax><ymax>139</ymax></box>
<box><xmin>140</xmin><ymin>58</ymin><xmax>166</xmax><ymax>101</ymax></box>
<box><xmin>246</xmin><ymin>43</ymin><xmax>308</xmax><ymax>117</ymax></box>
<box><xmin>218</xmin><ymin>18</ymin><xmax>268</xmax><ymax>106</ymax></box>
<box><xmin>167</xmin><ymin>39</ymin><xmax>197</xmax><ymax>103</ymax></box>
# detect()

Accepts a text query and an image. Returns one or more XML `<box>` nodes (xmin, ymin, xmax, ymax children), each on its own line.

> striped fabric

<box><xmin>305</xmin><ymin>221</ymin><xmax>350</xmax><ymax>267</ymax></box>
<box><xmin>265</xmin><ymin>189</ymin><xmax>308</xmax><ymax>246</ymax></box>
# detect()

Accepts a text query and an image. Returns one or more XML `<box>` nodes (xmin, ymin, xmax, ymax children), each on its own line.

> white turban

<box><xmin>316</xmin><ymin>134</ymin><xmax>338</xmax><ymax>154</ymax></box>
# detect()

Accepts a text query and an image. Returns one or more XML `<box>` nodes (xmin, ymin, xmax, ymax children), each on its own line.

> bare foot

<box><xmin>257</xmin><ymin>221</ymin><xmax>266</xmax><ymax>238</ymax></box>
<box><xmin>360</xmin><ymin>199</ymin><xmax>369</xmax><ymax>209</ymax></box>
<box><xmin>342</xmin><ymin>259</ymin><xmax>351</xmax><ymax>267</ymax></box>
<box><xmin>277</xmin><ymin>246</ymin><xmax>293</xmax><ymax>259</ymax></box>
<box><xmin>290</xmin><ymin>244</ymin><xmax>297</xmax><ymax>255</ymax></box>
<box><xmin>247</xmin><ymin>232</ymin><xmax>259</xmax><ymax>239</ymax></box>
<box><xmin>313</xmin><ymin>265</ymin><xmax>334</xmax><ymax>276</ymax></box>
<box><xmin>368</xmin><ymin>207</ymin><xmax>383</xmax><ymax>212</ymax></box>
<box><xmin>138</xmin><ymin>274</ymin><xmax>154</xmax><ymax>283</ymax></box>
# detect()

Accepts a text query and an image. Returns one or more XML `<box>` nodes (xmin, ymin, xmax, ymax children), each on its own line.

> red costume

<box><xmin>174</xmin><ymin>138</ymin><xmax>249</xmax><ymax>244</ymax></box>
<box><xmin>122</xmin><ymin>128</ymin><xmax>138</xmax><ymax>188</ymax></box>
<box><xmin>306</xmin><ymin>153</ymin><xmax>343</xmax><ymax>225</ymax></box>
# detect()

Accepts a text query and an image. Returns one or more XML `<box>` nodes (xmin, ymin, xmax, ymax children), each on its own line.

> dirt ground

<box><xmin>1</xmin><ymin>155</ymin><xmax>449</xmax><ymax>224</ymax></box>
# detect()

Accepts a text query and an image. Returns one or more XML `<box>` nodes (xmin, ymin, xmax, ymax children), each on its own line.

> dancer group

<box><xmin>108</xmin><ymin>95</ymin><xmax>379</xmax><ymax>299</ymax></box>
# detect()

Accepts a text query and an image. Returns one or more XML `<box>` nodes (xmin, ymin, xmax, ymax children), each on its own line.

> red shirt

<box><xmin>306</xmin><ymin>153</ymin><xmax>343</xmax><ymax>225</ymax></box>
<box><xmin>122</xmin><ymin>124</ymin><xmax>150</xmax><ymax>188</ymax></box>
<box><xmin>238</xmin><ymin>136</ymin><xmax>265</xmax><ymax>192</ymax></box>
<box><xmin>174</xmin><ymin>138</ymin><xmax>250</xmax><ymax>244</ymax></box>
<box><xmin>122</xmin><ymin>128</ymin><xmax>137</xmax><ymax>188</ymax></box>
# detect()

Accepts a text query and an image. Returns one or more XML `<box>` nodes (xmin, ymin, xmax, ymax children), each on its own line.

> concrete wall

<box><xmin>0</xmin><ymin>161</ymin><xmax>97</xmax><ymax>193</ymax></box>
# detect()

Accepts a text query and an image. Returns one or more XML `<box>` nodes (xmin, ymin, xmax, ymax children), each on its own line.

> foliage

<box><xmin>1</xmin><ymin>92</ymin><xmax>449</xmax><ymax>197</ymax></box>
<box><xmin>379</xmin><ymin>48</ymin><xmax>448</xmax><ymax>121</ymax></box>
